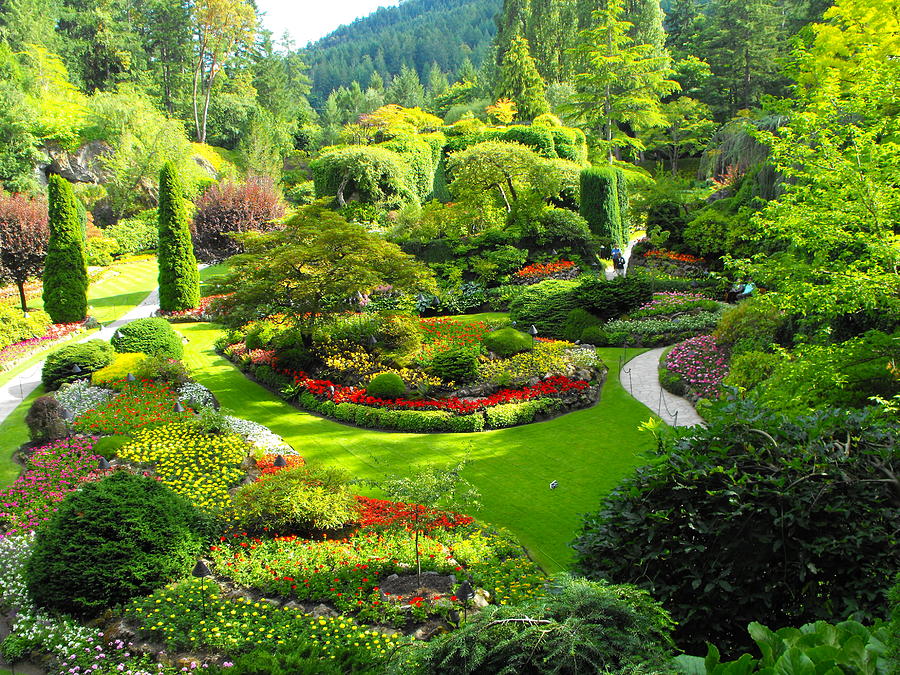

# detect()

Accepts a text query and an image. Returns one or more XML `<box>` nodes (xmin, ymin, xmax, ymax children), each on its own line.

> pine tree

<box><xmin>495</xmin><ymin>34</ymin><xmax>550</xmax><ymax>122</ymax></box>
<box><xmin>580</xmin><ymin>166</ymin><xmax>623</xmax><ymax>243</ymax></box>
<box><xmin>386</xmin><ymin>65</ymin><xmax>425</xmax><ymax>108</ymax></box>
<box><xmin>568</xmin><ymin>0</ymin><xmax>678</xmax><ymax>161</ymax></box>
<box><xmin>42</xmin><ymin>174</ymin><xmax>88</xmax><ymax>323</ymax></box>
<box><xmin>157</xmin><ymin>162</ymin><xmax>199</xmax><ymax>312</ymax></box>
<box><xmin>625</xmin><ymin>0</ymin><xmax>666</xmax><ymax>56</ymax></box>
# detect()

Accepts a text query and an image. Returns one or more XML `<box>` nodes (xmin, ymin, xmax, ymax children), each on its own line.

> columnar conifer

<box><xmin>579</xmin><ymin>166</ymin><xmax>623</xmax><ymax>243</ymax></box>
<box><xmin>157</xmin><ymin>162</ymin><xmax>199</xmax><ymax>311</ymax></box>
<box><xmin>43</xmin><ymin>174</ymin><xmax>88</xmax><ymax>323</ymax></box>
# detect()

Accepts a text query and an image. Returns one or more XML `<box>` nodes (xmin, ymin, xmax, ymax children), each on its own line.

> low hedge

<box><xmin>484</xmin><ymin>398</ymin><xmax>561</xmax><ymax>428</ymax></box>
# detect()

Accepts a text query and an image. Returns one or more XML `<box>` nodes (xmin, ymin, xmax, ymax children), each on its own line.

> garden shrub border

<box><xmin>221</xmin><ymin>350</ymin><xmax>606</xmax><ymax>433</ymax></box>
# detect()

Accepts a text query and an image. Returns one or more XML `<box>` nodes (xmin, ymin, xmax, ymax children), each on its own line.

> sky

<box><xmin>255</xmin><ymin>0</ymin><xmax>403</xmax><ymax>48</ymax></box>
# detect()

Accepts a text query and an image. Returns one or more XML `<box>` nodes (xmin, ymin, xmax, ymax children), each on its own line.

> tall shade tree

<box><xmin>42</xmin><ymin>174</ymin><xmax>87</xmax><ymax>323</ymax></box>
<box><xmin>157</xmin><ymin>162</ymin><xmax>199</xmax><ymax>311</ymax></box>
<box><xmin>191</xmin><ymin>0</ymin><xmax>256</xmax><ymax>143</ymax></box>
<box><xmin>0</xmin><ymin>192</ymin><xmax>48</xmax><ymax>312</ymax></box>
<box><xmin>644</xmin><ymin>97</ymin><xmax>717</xmax><ymax>175</ymax></box>
<box><xmin>495</xmin><ymin>34</ymin><xmax>550</xmax><ymax>122</ymax></box>
<box><xmin>568</xmin><ymin>0</ymin><xmax>678</xmax><ymax>162</ymax></box>
<box><xmin>212</xmin><ymin>206</ymin><xmax>435</xmax><ymax>343</ymax></box>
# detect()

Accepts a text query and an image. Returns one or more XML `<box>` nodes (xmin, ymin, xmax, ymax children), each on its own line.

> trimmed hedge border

<box><xmin>222</xmin><ymin>353</ymin><xmax>605</xmax><ymax>434</ymax></box>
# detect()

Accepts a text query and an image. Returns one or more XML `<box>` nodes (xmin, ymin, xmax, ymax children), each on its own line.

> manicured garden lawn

<box><xmin>199</xmin><ymin>261</ymin><xmax>230</xmax><ymax>296</ymax></box>
<box><xmin>179</xmin><ymin>321</ymin><xmax>657</xmax><ymax>572</ymax></box>
<box><xmin>0</xmin><ymin>385</ymin><xmax>43</xmax><ymax>487</ymax></box>
<box><xmin>25</xmin><ymin>256</ymin><xmax>159</xmax><ymax>325</ymax></box>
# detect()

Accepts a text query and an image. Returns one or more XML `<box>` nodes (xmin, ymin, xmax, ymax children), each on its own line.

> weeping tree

<box><xmin>157</xmin><ymin>162</ymin><xmax>199</xmax><ymax>312</ymax></box>
<box><xmin>43</xmin><ymin>174</ymin><xmax>88</xmax><ymax>323</ymax></box>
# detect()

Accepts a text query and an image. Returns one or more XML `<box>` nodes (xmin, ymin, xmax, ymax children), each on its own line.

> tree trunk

<box><xmin>17</xmin><ymin>280</ymin><xmax>28</xmax><ymax>314</ymax></box>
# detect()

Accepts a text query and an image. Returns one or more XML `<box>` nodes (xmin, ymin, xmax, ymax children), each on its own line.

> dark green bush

<box><xmin>714</xmin><ymin>297</ymin><xmax>785</xmax><ymax>354</ymax></box>
<box><xmin>579</xmin><ymin>166</ymin><xmax>623</xmax><ymax>244</ymax></box>
<box><xmin>428</xmin><ymin>348</ymin><xmax>479</xmax><ymax>384</ymax></box>
<box><xmin>562</xmin><ymin>308</ymin><xmax>601</xmax><ymax>342</ymax></box>
<box><xmin>276</xmin><ymin>346</ymin><xmax>316</xmax><ymax>372</ymax></box>
<box><xmin>244</xmin><ymin>319</ymin><xmax>283</xmax><ymax>350</ymax></box>
<box><xmin>549</xmin><ymin>126</ymin><xmax>588</xmax><ymax>164</ymax></box>
<box><xmin>24</xmin><ymin>472</ymin><xmax>207</xmax><ymax>617</ymax></box>
<box><xmin>111</xmin><ymin>317</ymin><xmax>183</xmax><ymax>359</ymax></box>
<box><xmin>580</xmin><ymin>325</ymin><xmax>607</xmax><ymax>345</ymax></box>
<box><xmin>418</xmin><ymin>574</ymin><xmax>674</xmax><ymax>674</ymax></box>
<box><xmin>42</xmin><ymin>339</ymin><xmax>115</xmax><ymax>390</ymax></box>
<box><xmin>25</xmin><ymin>395</ymin><xmax>67</xmax><ymax>442</ymax></box>
<box><xmin>483</xmin><ymin>327</ymin><xmax>533</xmax><ymax>357</ymax></box>
<box><xmin>508</xmin><ymin>279</ymin><xmax>579</xmax><ymax>338</ymax></box>
<box><xmin>231</xmin><ymin>465</ymin><xmax>359</xmax><ymax>535</ymax></box>
<box><xmin>573</xmin><ymin>401</ymin><xmax>899</xmax><ymax>654</ymax></box>
<box><xmin>206</xmin><ymin>640</ymin><xmax>378</xmax><ymax>675</ymax></box>
<box><xmin>574</xmin><ymin>276</ymin><xmax>653</xmax><ymax>321</ymax></box>
<box><xmin>42</xmin><ymin>174</ymin><xmax>88</xmax><ymax>323</ymax></box>
<box><xmin>157</xmin><ymin>162</ymin><xmax>200</xmax><ymax>312</ymax></box>
<box><xmin>366</xmin><ymin>372</ymin><xmax>406</xmax><ymax>398</ymax></box>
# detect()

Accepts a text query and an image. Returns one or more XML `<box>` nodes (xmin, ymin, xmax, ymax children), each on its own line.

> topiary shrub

<box><xmin>483</xmin><ymin>327</ymin><xmax>533</xmax><ymax>357</ymax></box>
<box><xmin>91</xmin><ymin>434</ymin><xmax>133</xmax><ymax>460</ymax></box>
<box><xmin>580</xmin><ymin>325</ymin><xmax>607</xmax><ymax>346</ymax></box>
<box><xmin>365</xmin><ymin>372</ymin><xmax>406</xmax><ymax>398</ymax></box>
<box><xmin>42</xmin><ymin>174</ymin><xmax>88</xmax><ymax>323</ymax></box>
<box><xmin>428</xmin><ymin>348</ymin><xmax>479</xmax><ymax>384</ymax></box>
<box><xmin>42</xmin><ymin>340</ymin><xmax>115</xmax><ymax>390</ymax></box>
<box><xmin>157</xmin><ymin>162</ymin><xmax>200</xmax><ymax>312</ymax></box>
<box><xmin>418</xmin><ymin>574</ymin><xmax>674</xmax><ymax>674</ymax></box>
<box><xmin>25</xmin><ymin>395</ymin><xmax>68</xmax><ymax>442</ymax></box>
<box><xmin>572</xmin><ymin>400</ymin><xmax>899</xmax><ymax>655</ymax></box>
<box><xmin>24</xmin><ymin>472</ymin><xmax>208</xmax><ymax>617</ymax></box>
<box><xmin>508</xmin><ymin>279</ymin><xmax>580</xmax><ymax>338</ymax></box>
<box><xmin>111</xmin><ymin>318</ymin><xmax>183</xmax><ymax>359</ymax></box>
<box><xmin>579</xmin><ymin>166</ymin><xmax>622</xmax><ymax>243</ymax></box>
<box><xmin>562</xmin><ymin>308</ymin><xmax>601</xmax><ymax>343</ymax></box>
<box><xmin>231</xmin><ymin>465</ymin><xmax>360</xmax><ymax>535</ymax></box>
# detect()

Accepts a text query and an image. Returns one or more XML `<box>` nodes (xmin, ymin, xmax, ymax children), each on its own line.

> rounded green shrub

<box><xmin>580</xmin><ymin>325</ymin><xmax>607</xmax><ymax>345</ymax></box>
<box><xmin>483</xmin><ymin>327</ymin><xmax>533</xmax><ymax>358</ymax></box>
<box><xmin>42</xmin><ymin>339</ymin><xmax>115</xmax><ymax>390</ymax></box>
<box><xmin>111</xmin><ymin>318</ymin><xmax>183</xmax><ymax>359</ymax></box>
<box><xmin>365</xmin><ymin>372</ymin><xmax>406</xmax><ymax>398</ymax></box>
<box><xmin>24</xmin><ymin>472</ymin><xmax>208</xmax><ymax>617</ymax></box>
<box><xmin>91</xmin><ymin>434</ymin><xmax>133</xmax><ymax>460</ymax></box>
<box><xmin>244</xmin><ymin>319</ymin><xmax>282</xmax><ymax>350</ymax></box>
<box><xmin>231</xmin><ymin>465</ymin><xmax>360</xmax><ymax>535</ymax></box>
<box><xmin>428</xmin><ymin>348</ymin><xmax>479</xmax><ymax>384</ymax></box>
<box><xmin>418</xmin><ymin>574</ymin><xmax>674</xmax><ymax>674</ymax></box>
<box><xmin>562</xmin><ymin>308</ymin><xmax>601</xmax><ymax>343</ymax></box>
<box><xmin>714</xmin><ymin>297</ymin><xmax>784</xmax><ymax>355</ymax></box>
<box><xmin>723</xmin><ymin>350</ymin><xmax>781</xmax><ymax>392</ymax></box>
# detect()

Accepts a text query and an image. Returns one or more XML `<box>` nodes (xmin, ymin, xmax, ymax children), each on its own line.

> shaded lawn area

<box><xmin>199</xmin><ymin>262</ymin><xmax>230</xmax><ymax>297</ymax></box>
<box><xmin>180</xmin><ymin>322</ymin><xmax>657</xmax><ymax>573</ymax></box>
<box><xmin>24</xmin><ymin>256</ymin><xmax>159</xmax><ymax>325</ymax></box>
<box><xmin>0</xmin><ymin>385</ymin><xmax>43</xmax><ymax>487</ymax></box>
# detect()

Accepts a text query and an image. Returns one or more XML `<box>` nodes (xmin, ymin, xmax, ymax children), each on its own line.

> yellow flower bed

<box><xmin>117</xmin><ymin>422</ymin><xmax>249</xmax><ymax>514</ymax></box>
<box><xmin>479</xmin><ymin>340</ymin><xmax>575</xmax><ymax>386</ymax></box>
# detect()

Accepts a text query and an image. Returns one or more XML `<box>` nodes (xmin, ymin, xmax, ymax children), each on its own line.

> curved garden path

<box><xmin>619</xmin><ymin>347</ymin><xmax>705</xmax><ymax>427</ymax></box>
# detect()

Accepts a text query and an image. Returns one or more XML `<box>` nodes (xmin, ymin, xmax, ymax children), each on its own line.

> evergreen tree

<box><xmin>580</xmin><ymin>166</ymin><xmax>623</xmax><ymax>243</ymax></box>
<box><xmin>665</xmin><ymin>0</ymin><xmax>706</xmax><ymax>57</ymax></box>
<box><xmin>157</xmin><ymin>162</ymin><xmax>199</xmax><ymax>312</ymax></box>
<box><xmin>495</xmin><ymin>34</ymin><xmax>550</xmax><ymax>122</ymax></box>
<box><xmin>386</xmin><ymin>64</ymin><xmax>425</xmax><ymax>108</ymax></box>
<box><xmin>527</xmin><ymin>0</ymin><xmax>579</xmax><ymax>82</ymax></box>
<box><xmin>625</xmin><ymin>0</ymin><xmax>666</xmax><ymax>56</ymax></box>
<box><xmin>42</xmin><ymin>174</ymin><xmax>88</xmax><ymax>323</ymax></box>
<box><xmin>426</xmin><ymin>61</ymin><xmax>450</xmax><ymax>99</ymax></box>
<box><xmin>568</xmin><ymin>0</ymin><xmax>678</xmax><ymax>161</ymax></box>
<box><xmin>495</xmin><ymin>0</ymin><xmax>531</xmax><ymax>67</ymax></box>
<box><xmin>457</xmin><ymin>56</ymin><xmax>479</xmax><ymax>84</ymax></box>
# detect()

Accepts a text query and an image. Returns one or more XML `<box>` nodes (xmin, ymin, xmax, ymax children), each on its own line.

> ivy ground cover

<box><xmin>178</xmin><ymin>322</ymin><xmax>657</xmax><ymax>572</ymax></box>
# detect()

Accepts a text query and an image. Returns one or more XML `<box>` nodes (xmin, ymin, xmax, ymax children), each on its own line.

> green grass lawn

<box><xmin>25</xmin><ymin>256</ymin><xmax>159</xmax><ymax>325</ymax></box>
<box><xmin>199</xmin><ymin>262</ymin><xmax>230</xmax><ymax>297</ymax></box>
<box><xmin>0</xmin><ymin>385</ymin><xmax>43</xmax><ymax>486</ymax></box>
<box><xmin>179</xmin><ymin>322</ymin><xmax>658</xmax><ymax>573</ymax></box>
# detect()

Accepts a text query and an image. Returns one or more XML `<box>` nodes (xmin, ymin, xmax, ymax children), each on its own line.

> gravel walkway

<box><xmin>619</xmin><ymin>347</ymin><xmax>705</xmax><ymax>427</ymax></box>
<box><xmin>0</xmin><ymin>288</ymin><xmax>160</xmax><ymax>426</ymax></box>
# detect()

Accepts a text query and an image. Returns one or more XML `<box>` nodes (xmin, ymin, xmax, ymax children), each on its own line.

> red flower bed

<box><xmin>514</xmin><ymin>260</ymin><xmax>575</xmax><ymax>279</ymax></box>
<box><xmin>356</xmin><ymin>496</ymin><xmax>474</xmax><ymax>531</ymax></box>
<box><xmin>291</xmin><ymin>371</ymin><xmax>588</xmax><ymax>415</ymax></box>
<box><xmin>645</xmin><ymin>250</ymin><xmax>704</xmax><ymax>264</ymax></box>
<box><xmin>158</xmin><ymin>293</ymin><xmax>231</xmax><ymax>320</ymax></box>
<box><xmin>256</xmin><ymin>453</ymin><xmax>305</xmax><ymax>475</ymax></box>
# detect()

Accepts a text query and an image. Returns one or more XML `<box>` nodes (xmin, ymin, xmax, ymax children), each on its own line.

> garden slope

<box><xmin>179</xmin><ymin>322</ymin><xmax>656</xmax><ymax>572</ymax></box>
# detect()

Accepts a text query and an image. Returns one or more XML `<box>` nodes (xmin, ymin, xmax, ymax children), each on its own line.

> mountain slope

<box><xmin>304</xmin><ymin>0</ymin><xmax>501</xmax><ymax>104</ymax></box>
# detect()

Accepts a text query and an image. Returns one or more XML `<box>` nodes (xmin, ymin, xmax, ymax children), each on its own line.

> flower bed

<box><xmin>662</xmin><ymin>335</ymin><xmax>729</xmax><ymax>400</ymax></box>
<box><xmin>602</xmin><ymin>310</ymin><xmax>725</xmax><ymax>348</ymax></box>
<box><xmin>72</xmin><ymin>379</ymin><xmax>190</xmax><ymax>435</ymax></box>
<box><xmin>631</xmin><ymin>292</ymin><xmax>721</xmax><ymax>318</ymax></box>
<box><xmin>416</xmin><ymin>317</ymin><xmax>491</xmax><ymax>360</ymax></box>
<box><xmin>0</xmin><ymin>321</ymin><xmax>84</xmax><ymax>370</ymax></box>
<box><xmin>0</xmin><ymin>437</ymin><xmax>104</xmax><ymax>535</ymax></box>
<box><xmin>356</xmin><ymin>496</ymin><xmax>474</xmax><ymax>531</ymax></box>
<box><xmin>628</xmin><ymin>244</ymin><xmax>708</xmax><ymax>278</ymax></box>
<box><xmin>512</xmin><ymin>260</ymin><xmax>579</xmax><ymax>284</ymax></box>
<box><xmin>158</xmin><ymin>293</ymin><xmax>230</xmax><ymax>322</ymax></box>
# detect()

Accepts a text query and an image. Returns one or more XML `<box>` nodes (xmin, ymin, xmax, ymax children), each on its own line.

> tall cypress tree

<box><xmin>495</xmin><ymin>34</ymin><xmax>550</xmax><ymax>122</ymax></box>
<box><xmin>42</xmin><ymin>174</ymin><xmax>88</xmax><ymax>323</ymax></box>
<box><xmin>157</xmin><ymin>162</ymin><xmax>199</xmax><ymax>312</ymax></box>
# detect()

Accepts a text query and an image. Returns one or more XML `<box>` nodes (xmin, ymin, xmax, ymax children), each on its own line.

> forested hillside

<box><xmin>304</xmin><ymin>0</ymin><xmax>501</xmax><ymax>105</ymax></box>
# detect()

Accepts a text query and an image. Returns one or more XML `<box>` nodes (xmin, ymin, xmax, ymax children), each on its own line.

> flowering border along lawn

<box><xmin>177</xmin><ymin>321</ymin><xmax>658</xmax><ymax>573</ymax></box>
